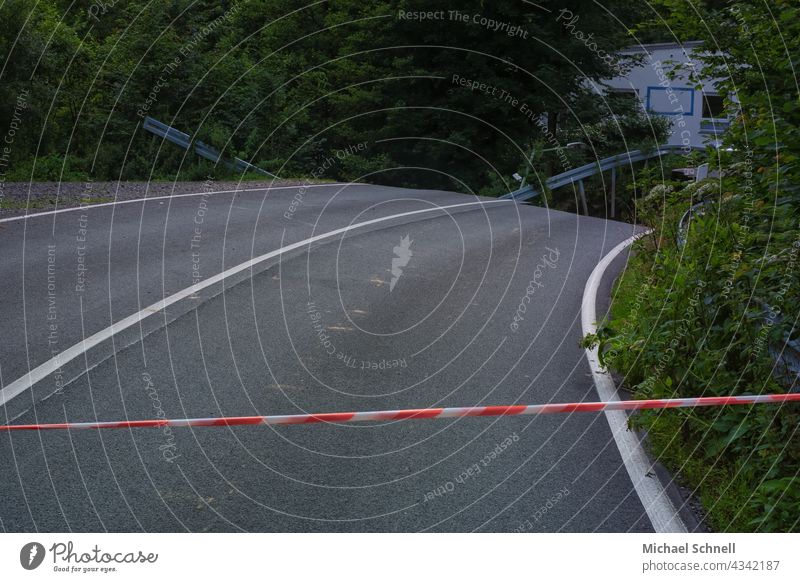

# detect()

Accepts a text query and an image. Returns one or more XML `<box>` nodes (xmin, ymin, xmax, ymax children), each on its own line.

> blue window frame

<box><xmin>645</xmin><ymin>86</ymin><xmax>695</xmax><ymax>116</ymax></box>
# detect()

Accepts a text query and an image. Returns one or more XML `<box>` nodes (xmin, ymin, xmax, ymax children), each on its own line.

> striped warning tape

<box><xmin>1</xmin><ymin>393</ymin><xmax>798</xmax><ymax>431</ymax></box>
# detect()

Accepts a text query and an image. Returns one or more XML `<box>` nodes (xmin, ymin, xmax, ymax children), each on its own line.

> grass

<box><xmin>608</xmin><ymin>252</ymin><xmax>762</xmax><ymax>532</ymax></box>
<box><xmin>639</xmin><ymin>410</ymin><xmax>754</xmax><ymax>531</ymax></box>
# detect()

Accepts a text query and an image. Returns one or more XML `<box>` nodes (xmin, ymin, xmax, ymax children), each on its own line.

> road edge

<box><xmin>581</xmin><ymin>231</ymin><xmax>688</xmax><ymax>533</ymax></box>
<box><xmin>0</xmin><ymin>183</ymin><xmax>362</xmax><ymax>223</ymax></box>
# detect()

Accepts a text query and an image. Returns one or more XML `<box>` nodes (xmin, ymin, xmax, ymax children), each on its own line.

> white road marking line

<box><xmin>0</xmin><ymin>198</ymin><xmax>509</xmax><ymax>408</ymax></box>
<box><xmin>581</xmin><ymin>231</ymin><xmax>687</xmax><ymax>533</ymax></box>
<box><xmin>0</xmin><ymin>183</ymin><xmax>360</xmax><ymax>224</ymax></box>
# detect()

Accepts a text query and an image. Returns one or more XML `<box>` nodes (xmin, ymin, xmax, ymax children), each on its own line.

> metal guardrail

<box><xmin>142</xmin><ymin>116</ymin><xmax>277</xmax><ymax>178</ymax></box>
<box><xmin>142</xmin><ymin>116</ymin><xmax>191</xmax><ymax>149</ymax></box>
<box><xmin>513</xmin><ymin>135</ymin><xmax>797</xmax><ymax>388</ymax></box>
<box><xmin>676</xmin><ymin>199</ymin><xmax>710</xmax><ymax>248</ymax></box>
<box><xmin>751</xmin><ymin>298</ymin><xmax>800</xmax><ymax>388</ymax></box>
<box><xmin>500</xmin><ymin>144</ymin><xmax>703</xmax><ymax>214</ymax></box>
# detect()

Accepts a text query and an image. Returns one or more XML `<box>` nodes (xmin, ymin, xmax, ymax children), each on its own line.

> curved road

<box><xmin>0</xmin><ymin>183</ymin><xmax>662</xmax><ymax>532</ymax></box>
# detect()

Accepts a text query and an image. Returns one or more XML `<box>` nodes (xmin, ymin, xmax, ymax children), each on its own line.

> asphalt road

<box><xmin>0</xmin><ymin>182</ymin><xmax>653</xmax><ymax>532</ymax></box>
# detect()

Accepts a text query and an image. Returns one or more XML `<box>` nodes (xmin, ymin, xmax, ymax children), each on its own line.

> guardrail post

<box><xmin>577</xmin><ymin>179</ymin><xmax>588</xmax><ymax>215</ymax></box>
<box><xmin>610</xmin><ymin>167</ymin><xmax>617</xmax><ymax>218</ymax></box>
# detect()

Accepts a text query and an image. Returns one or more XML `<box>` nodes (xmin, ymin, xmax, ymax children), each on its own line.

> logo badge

<box><xmin>390</xmin><ymin>235</ymin><xmax>413</xmax><ymax>291</ymax></box>
<box><xmin>20</xmin><ymin>542</ymin><xmax>45</xmax><ymax>570</ymax></box>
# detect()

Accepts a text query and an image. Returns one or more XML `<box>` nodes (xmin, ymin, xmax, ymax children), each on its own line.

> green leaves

<box><xmin>2</xmin><ymin>0</ymin><xmax>663</xmax><ymax>186</ymax></box>
<box><xmin>748</xmin><ymin>477</ymin><xmax>800</xmax><ymax>532</ymax></box>
<box><xmin>598</xmin><ymin>138</ymin><xmax>800</xmax><ymax>530</ymax></box>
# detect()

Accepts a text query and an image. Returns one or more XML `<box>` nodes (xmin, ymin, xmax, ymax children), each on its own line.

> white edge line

<box><xmin>0</xmin><ymin>183</ymin><xmax>362</xmax><ymax>224</ymax></box>
<box><xmin>0</xmin><ymin>198</ymin><xmax>510</xmax><ymax>408</ymax></box>
<box><xmin>580</xmin><ymin>230</ymin><xmax>688</xmax><ymax>533</ymax></box>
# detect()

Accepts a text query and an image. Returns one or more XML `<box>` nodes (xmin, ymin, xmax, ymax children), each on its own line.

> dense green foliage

<box><xmin>0</xmin><ymin>0</ymin><xmax>659</xmax><ymax>192</ymax></box>
<box><xmin>588</xmin><ymin>0</ymin><xmax>800</xmax><ymax>531</ymax></box>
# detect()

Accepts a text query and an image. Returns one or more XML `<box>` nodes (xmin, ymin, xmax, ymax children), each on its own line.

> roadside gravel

<box><xmin>0</xmin><ymin>179</ymin><xmax>320</xmax><ymax>218</ymax></box>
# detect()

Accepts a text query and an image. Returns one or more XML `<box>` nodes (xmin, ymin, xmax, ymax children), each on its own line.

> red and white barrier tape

<box><xmin>1</xmin><ymin>393</ymin><xmax>799</xmax><ymax>432</ymax></box>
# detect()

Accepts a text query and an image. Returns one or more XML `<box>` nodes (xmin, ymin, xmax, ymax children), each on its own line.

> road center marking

<box><xmin>0</xmin><ymin>198</ymin><xmax>509</xmax><ymax>408</ymax></box>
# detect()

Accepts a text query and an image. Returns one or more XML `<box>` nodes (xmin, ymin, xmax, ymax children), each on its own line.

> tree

<box><xmin>2</xmin><ymin>0</ymin><xmax>659</xmax><ymax>188</ymax></box>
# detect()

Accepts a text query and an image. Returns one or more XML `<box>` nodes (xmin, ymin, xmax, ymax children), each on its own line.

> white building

<box><xmin>605</xmin><ymin>42</ymin><xmax>728</xmax><ymax>149</ymax></box>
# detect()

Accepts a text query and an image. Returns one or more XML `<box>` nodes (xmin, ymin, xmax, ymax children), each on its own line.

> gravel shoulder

<box><xmin>0</xmin><ymin>179</ymin><xmax>328</xmax><ymax>218</ymax></box>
